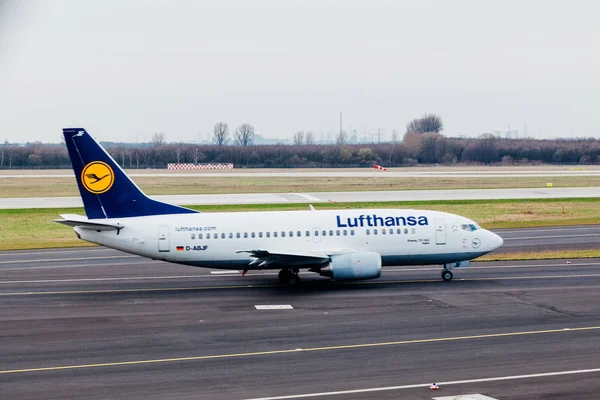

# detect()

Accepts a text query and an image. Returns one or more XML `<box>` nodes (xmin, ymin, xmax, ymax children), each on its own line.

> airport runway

<box><xmin>1</xmin><ymin>228</ymin><xmax>600</xmax><ymax>399</ymax></box>
<box><xmin>493</xmin><ymin>224</ymin><xmax>600</xmax><ymax>253</ymax></box>
<box><xmin>2</xmin><ymin>186</ymin><xmax>600</xmax><ymax>209</ymax></box>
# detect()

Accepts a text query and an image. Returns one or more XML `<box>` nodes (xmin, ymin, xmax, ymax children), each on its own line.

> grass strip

<box><xmin>3</xmin><ymin>175</ymin><xmax>600</xmax><ymax>198</ymax></box>
<box><xmin>478</xmin><ymin>249</ymin><xmax>600</xmax><ymax>261</ymax></box>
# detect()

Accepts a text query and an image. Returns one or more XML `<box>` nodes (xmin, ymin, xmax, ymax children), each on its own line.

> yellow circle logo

<box><xmin>81</xmin><ymin>161</ymin><xmax>114</xmax><ymax>194</ymax></box>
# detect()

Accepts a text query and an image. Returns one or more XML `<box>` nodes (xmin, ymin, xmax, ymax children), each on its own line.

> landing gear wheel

<box><xmin>278</xmin><ymin>269</ymin><xmax>300</xmax><ymax>287</ymax></box>
<box><xmin>442</xmin><ymin>270</ymin><xmax>453</xmax><ymax>281</ymax></box>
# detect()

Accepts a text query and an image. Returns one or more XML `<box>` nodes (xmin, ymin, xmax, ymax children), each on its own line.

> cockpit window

<box><xmin>461</xmin><ymin>224</ymin><xmax>479</xmax><ymax>232</ymax></box>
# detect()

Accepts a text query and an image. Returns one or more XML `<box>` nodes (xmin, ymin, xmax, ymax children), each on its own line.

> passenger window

<box><xmin>374</xmin><ymin>229</ymin><xmax>378</xmax><ymax>235</ymax></box>
<box><xmin>199</xmin><ymin>233</ymin><xmax>203</xmax><ymax>239</ymax></box>
<box><xmin>244</xmin><ymin>232</ymin><xmax>248</xmax><ymax>238</ymax></box>
<box><xmin>404</xmin><ymin>228</ymin><xmax>408</xmax><ymax>234</ymax></box>
<box><xmin>236</xmin><ymin>233</ymin><xmax>240</xmax><ymax>239</ymax></box>
<box><xmin>259</xmin><ymin>232</ymin><xmax>263</xmax><ymax>238</ymax></box>
<box><xmin>229</xmin><ymin>233</ymin><xmax>233</xmax><ymax>239</ymax></box>
<box><xmin>289</xmin><ymin>231</ymin><xmax>293</xmax><ymax>237</ymax></box>
<box><xmin>366</xmin><ymin>229</ymin><xmax>370</xmax><ymax>235</ymax></box>
<box><xmin>329</xmin><ymin>230</ymin><xmax>334</xmax><ymax>236</ymax></box>
<box><xmin>266</xmin><ymin>232</ymin><xmax>270</xmax><ymax>238</ymax></box>
<box><xmin>206</xmin><ymin>234</ymin><xmax>210</xmax><ymax>240</ymax></box>
<box><xmin>411</xmin><ymin>228</ymin><xmax>416</xmax><ymax>234</ymax></box>
<box><xmin>336</xmin><ymin>230</ymin><xmax>340</xmax><ymax>236</ymax></box>
<box><xmin>281</xmin><ymin>231</ymin><xmax>286</xmax><ymax>237</ymax></box>
<box><xmin>273</xmin><ymin>232</ymin><xmax>277</xmax><ymax>238</ymax></box>
<box><xmin>297</xmin><ymin>231</ymin><xmax>301</xmax><ymax>237</ymax></box>
<box><xmin>314</xmin><ymin>230</ymin><xmax>319</xmax><ymax>236</ymax></box>
<box><xmin>306</xmin><ymin>231</ymin><xmax>310</xmax><ymax>237</ymax></box>
<box><xmin>389</xmin><ymin>229</ymin><xmax>393</xmax><ymax>235</ymax></box>
<box><xmin>343</xmin><ymin>230</ymin><xmax>347</xmax><ymax>236</ymax></box>
<box><xmin>213</xmin><ymin>233</ymin><xmax>218</xmax><ymax>239</ymax></box>
<box><xmin>397</xmin><ymin>228</ymin><xmax>401</xmax><ymax>234</ymax></box>
<box><xmin>322</xmin><ymin>230</ymin><xmax>326</xmax><ymax>236</ymax></box>
<box><xmin>191</xmin><ymin>233</ymin><xmax>195</xmax><ymax>239</ymax></box>
<box><xmin>350</xmin><ymin>230</ymin><xmax>355</xmax><ymax>236</ymax></box>
<box><xmin>220</xmin><ymin>233</ymin><xmax>225</xmax><ymax>239</ymax></box>
<box><xmin>251</xmin><ymin>232</ymin><xmax>256</xmax><ymax>238</ymax></box>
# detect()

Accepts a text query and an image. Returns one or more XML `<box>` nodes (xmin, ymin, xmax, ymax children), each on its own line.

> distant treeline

<box><xmin>1</xmin><ymin>132</ymin><xmax>599</xmax><ymax>169</ymax></box>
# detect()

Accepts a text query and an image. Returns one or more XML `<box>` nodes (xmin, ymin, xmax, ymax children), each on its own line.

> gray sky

<box><xmin>1</xmin><ymin>0</ymin><xmax>598</xmax><ymax>143</ymax></box>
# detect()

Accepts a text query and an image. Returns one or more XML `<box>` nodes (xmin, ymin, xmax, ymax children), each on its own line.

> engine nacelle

<box><xmin>319</xmin><ymin>252</ymin><xmax>382</xmax><ymax>281</ymax></box>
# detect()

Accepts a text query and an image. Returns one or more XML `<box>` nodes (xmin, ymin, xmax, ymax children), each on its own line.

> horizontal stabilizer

<box><xmin>54</xmin><ymin>214</ymin><xmax>124</xmax><ymax>231</ymax></box>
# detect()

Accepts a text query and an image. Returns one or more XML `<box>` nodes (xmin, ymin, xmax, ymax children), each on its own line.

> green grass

<box><xmin>478</xmin><ymin>249</ymin><xmax>600</xmax><ymax>261</ymax></box>
<box><xmin>1</xmin><ymin>198</ymin><xmax>599</xmax><ymax>251</ymax></box>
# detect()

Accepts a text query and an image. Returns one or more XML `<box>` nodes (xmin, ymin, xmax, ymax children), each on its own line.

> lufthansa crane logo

<box><xmin>81</xmin><ymin>161</ymin><xmax>114</xmax><ymax>194</ymax></box>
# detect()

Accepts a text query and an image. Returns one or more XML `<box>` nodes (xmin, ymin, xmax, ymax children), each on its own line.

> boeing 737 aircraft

<box><xmin>57</xmin><ymin>128</ymin><xmax>503</xmax><ymax>286</ymax></box>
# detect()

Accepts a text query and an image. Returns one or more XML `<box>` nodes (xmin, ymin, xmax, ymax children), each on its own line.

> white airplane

<box><xmin>57</xmin><ymin>128</ymin><xmax>503</xmax><ymax>286</ymax></box>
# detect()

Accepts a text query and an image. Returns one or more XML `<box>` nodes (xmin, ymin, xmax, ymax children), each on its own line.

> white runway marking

<box><xmin>385</xmin><ymin>261</ymin><xmax>600</xmax><ymax>272</ymax></box>
<box><xmin>0</xmin><ymin>248</ymin><xmax>109</xmax><ymax>256</ymax></box>
<box><xmin>503</xmin><ymin>233</ymin><xmax>600</xmax><ymax>241</ymax></box>
<box><xmin>0</xmin><ymin>255</ymin><xmax>138</xmax><ymax>265</ymax></box>
<box><xmin>244</xmin><ymin>368</ymin><xmax>600</xmax><ymax>400</ymax></box>
<box><xmin>0</xmin><ymin>261</ymin><xmax>157</xmax><ymax>272</ymax></box>
<box><xmin>255</xmin><ymin>305</ymin><xmax>294</xmax><ymax>310</ymax></box>
<box><xmin>434</xmin><ymin>395</ymin><xmax>498</xmax><ymax>400</ymax></box>
<box><xmin>210</xmin><ymin>270</ymin><xmax>240</xmax><ymax>274</ymax></box>
<box><xmin>292</xmin><ymin>193</ymin><xmax>322</xmax><ymax>202</ymax></box>
<box><xmin>495</xmin><ymin>226</ymin><xmax>600</xmax><ymax>234</ymax></box>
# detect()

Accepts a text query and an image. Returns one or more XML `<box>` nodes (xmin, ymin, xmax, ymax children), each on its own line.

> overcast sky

<box><xmin>0</xmin><ymin>0</ymin><xmax>598</xmax><ymax>143</ymax></box>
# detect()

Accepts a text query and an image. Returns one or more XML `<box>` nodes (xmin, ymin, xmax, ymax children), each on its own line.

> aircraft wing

<box><xmin>54</xmin><ymin>214</ymin><xmax>124</xmax><ymax>231</ymax></box>
<box><xmin>235</xmin><ymin>248</ymin><xmax>355</xmax><ymax>268</ymax></box>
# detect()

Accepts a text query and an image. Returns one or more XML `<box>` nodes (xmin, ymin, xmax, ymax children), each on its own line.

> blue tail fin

<box><xmin>63</xmin><ymin>128</ymin><xmax>199</xmax><ymax>219</ymax></box>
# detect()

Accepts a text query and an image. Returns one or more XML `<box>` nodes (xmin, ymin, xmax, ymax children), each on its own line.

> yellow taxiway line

<box><xmin>1</xmin><ymin>325</ymin><xmax>599</xmax><ymax>375</ymax></box>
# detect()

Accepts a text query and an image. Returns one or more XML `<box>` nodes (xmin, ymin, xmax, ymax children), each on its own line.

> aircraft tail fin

<box><xmin>63</xmin><ymin>128</ymin><xmax>199</xmax><ymax>219</ymax></box>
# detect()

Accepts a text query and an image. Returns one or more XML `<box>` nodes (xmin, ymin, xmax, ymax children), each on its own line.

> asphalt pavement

<box><xmin>2</xmin><ymin>187</ymin><xmax>600</xmax><ymax>209</ymax></box>
<box><xmin>1</xmin><ymin>227</ymin><xmax>600</xmax><ymax>399</ymax></box>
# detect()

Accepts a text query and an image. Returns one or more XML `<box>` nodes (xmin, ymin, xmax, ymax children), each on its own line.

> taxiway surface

<box><xmin>2</xmin><ymin>186</ymin><xmax>600</xmax><ymax>209</ymax></box>
<box><xmin>1</xmin><ymin>236</ymin><xmax>599</xmax><ymax>399</ymax></box>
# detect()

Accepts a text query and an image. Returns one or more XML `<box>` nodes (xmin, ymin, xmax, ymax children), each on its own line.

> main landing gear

<box><xmin>278</xmin><ymin>268</ymin><xmax>300</xmax><ymax>287</ymax></box>
<box><xmin>441</xmin><ymin>269</ymin><xmax>453</xmax><ymax>281</ymax></box>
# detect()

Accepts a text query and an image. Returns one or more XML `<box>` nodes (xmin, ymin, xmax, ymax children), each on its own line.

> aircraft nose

<box><xmin>489</xmin><ymin>231</ymin><xmax>504</xmax><ymax>249</ymax></box>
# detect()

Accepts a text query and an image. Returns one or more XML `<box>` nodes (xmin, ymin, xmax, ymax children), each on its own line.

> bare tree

<box><xmin>293</xmin><ymin>130</ymin><xmax>305</xmax><ymax>145</ymax></box>
<box><xmin>0</xmin><ymin>147</ymin><xmax>4</xmax><ymax>168</ymax></box>
<box><xmin>152</xmin><ymin>132</ymin><xmax>165</xmax><ymax>147</ymax></box>
<box><xmin>175</xmin><ymin>142</ymin><xmax>183</xmax><ymax>163</ymax></box>
<box><xmin>305</xmin><ymin>131</ymin><xmax>315</xmax><ymax>145</ymax></box>
<box><xmin>391</xmin><ymin>129</ymin><xmax>400</xmax><ymax>144</ymax></box>
<box><xmin>192</xmin><ymin>147</ymin><xmax>204</xmax><ymax>164</ymax></box>
<box><xmin>336</xmin><ymin>130</ymin><xmax>348</xmax><ymax>145</ymax></box>
<box><xmin>235</xmin><ymin>123</ymin><xmax>255</xmax><ymax>146</ymax></box>
<box><xmin>212</xmin><ymin>122</ymin><xmax>230</xmax><ymax>146</ymax></box>
<box><xmin>406</xmin><ymin>113</ymin><xmax>444</xmax><ymax>134</ymax></box>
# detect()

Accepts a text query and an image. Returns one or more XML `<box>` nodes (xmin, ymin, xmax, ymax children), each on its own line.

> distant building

<box><xmin>505</xmin><ymin>128</ymin><xmax>519</xmax><ymax>139</ymax></box>
<box><xmin>492</xmin><ymin>126</ymin><xmax>519</xmax><ymax>139</ymax></box>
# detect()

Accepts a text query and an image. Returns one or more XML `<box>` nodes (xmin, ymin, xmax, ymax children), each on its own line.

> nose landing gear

<box><xmin>441</xmin><ymin>269</ymin><xmax>453</xmax><ymax>281</ymax></box>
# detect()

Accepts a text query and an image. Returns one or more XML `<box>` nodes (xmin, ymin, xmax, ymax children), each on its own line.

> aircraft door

<box><xmin>312</xmin><ymin>227</ymin><xmax>321</xmax><ymax>243</ymax></box>
<box><xmin>435</xmin><ymin>219</ymin><xmax>446</xmax><ymax>245</ymax></box>
<box><xmin>158</xmin><ymin>226</ymin><xmax>170</xmax><ymax>252</ymax></box>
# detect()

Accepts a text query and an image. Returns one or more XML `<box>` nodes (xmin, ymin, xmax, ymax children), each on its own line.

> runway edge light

<box><xmin>430</xmin><ymin>383</ymin><xmax>440</xmax><ymax>390</ymax></box>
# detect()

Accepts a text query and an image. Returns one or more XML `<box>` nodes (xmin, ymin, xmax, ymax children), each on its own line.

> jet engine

<box><xmin>318</xmin><ymin>252</ymin><xmax>382</xmax><ymax>281</ymax></box>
